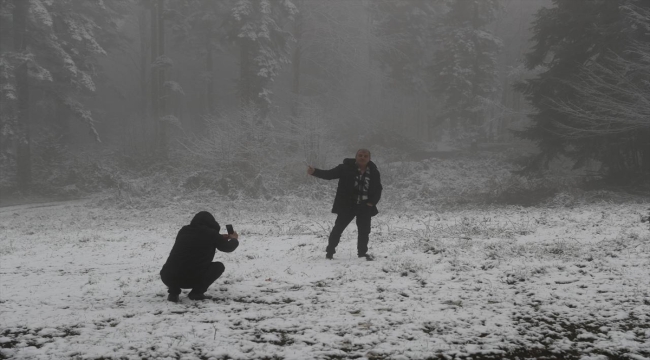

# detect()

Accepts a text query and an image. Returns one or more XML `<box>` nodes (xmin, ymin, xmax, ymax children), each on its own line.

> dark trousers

<box><xmin>161</xmin><ymin>262</ymin><xmax>225</xmax><ymax>295</ymax></box>
<box><xmin>326</xmin><ymin>204</ymin><xmax>372</xmax><ymax>257</ymax></box>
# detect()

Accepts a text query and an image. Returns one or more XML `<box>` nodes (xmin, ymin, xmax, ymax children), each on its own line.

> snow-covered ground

<box><xmin>1</xmin><ymin>196</ymin><xmax>649</xmax><ymax>359</ymax></box>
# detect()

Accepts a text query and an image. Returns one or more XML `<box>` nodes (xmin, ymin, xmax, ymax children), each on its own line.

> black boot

<box><xmin>167</xmin><ymin>293</ymin><xmax>180</xmax><ymax>303</ymax></box>
<box><xmin>188</xmin><ymin>293</ymin><xmax>213</xmax><ymax>301</ymax></box>
<box><xmin>359</xmin><ymin>254</ymin><xmax>375</xmax><ymax>261</ymax></box>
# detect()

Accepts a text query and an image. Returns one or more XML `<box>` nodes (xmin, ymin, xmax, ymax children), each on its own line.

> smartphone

<box><xmin>226</xmin><ymin>224</ymin><xmax>234</xmax><ymax>235</ymax></box>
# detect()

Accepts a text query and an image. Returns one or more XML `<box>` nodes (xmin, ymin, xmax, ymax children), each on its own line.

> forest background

<box><xmin>1</xmin><ymin>0</ymin><xmax>649</xmax><ymax>206</ymax></box>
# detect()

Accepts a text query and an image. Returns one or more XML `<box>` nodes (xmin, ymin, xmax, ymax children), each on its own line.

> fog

<box><xmin>2</xmin><ymin>2</ymin><xmax>650</xmax><ymax>359</ymax></box>
<box><xmin>0</xmin><ymin>0</ymin><xmax>648</xmax><ymax>202</ymax></box>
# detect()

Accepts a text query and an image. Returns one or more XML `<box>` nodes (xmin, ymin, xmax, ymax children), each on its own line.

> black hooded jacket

<box><xmin>312</xmin><ymin>158</ymin><xmax>383</xmax><ymax>216</ymax></box>
<box><xmin>160</xmin><ymin>211</ymin><xmax>239</xmax><ymax>280</ymax></box>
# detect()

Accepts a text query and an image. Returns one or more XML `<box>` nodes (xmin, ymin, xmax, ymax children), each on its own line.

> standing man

<box><xmin>307</xmin><ymin>149</ymin><xmax>383</xmax><ymax>260</ymax></box>
<box><xmin>160</xmin><ymin>211</ymin><xmax>239</xmax><ymax>302</ymax></box>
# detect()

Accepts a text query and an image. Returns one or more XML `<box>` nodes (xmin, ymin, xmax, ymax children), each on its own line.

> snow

<box><xmin>1</xmin><ymin>197</ymin><xmax>649</xmax><ymax>359</ymax></box>
<box><xmin>30</xmin><ymin>0</ymin><xmax>54</xmax><ymax>28</ymax></box>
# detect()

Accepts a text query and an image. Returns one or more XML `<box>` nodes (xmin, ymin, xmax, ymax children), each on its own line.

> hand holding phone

<box><xmin>225</xmin><ymin>224</ymin><xmax>239</xmax><ymax>239</ymax></box>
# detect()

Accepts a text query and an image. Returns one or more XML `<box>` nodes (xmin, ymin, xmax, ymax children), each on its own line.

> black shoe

<box><xmin>188</xmin><ymin>293</ymin><xmax>213</xmax><ymax>301</ymax></box>
<box><xmin>167</xmin><ymin>293</ymin><xmax>180</xmax><ymax>303</ymax></box>
<box><xmin>359</xmin><ymin>254</ymin><xmax>375</xmax><ymax>261</ymax></box>
<box><xmin>326</xmin><ymin>253</ymin><xmax>333</xmax><ymax>260</ymax></box>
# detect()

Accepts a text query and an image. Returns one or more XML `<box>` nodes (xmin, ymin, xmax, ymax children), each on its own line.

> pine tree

<box><xmin>368</xmin><ymin>0</ymin><xmax>440</xmax><ymax>93</ymax></box>
<box><xmin>289</xmin><ymin>0</ymin><xmax>354</xmax><ymax>117</ymax></box>
<box><xmin>432</xmin><ymin>0</ymin><xmax>502</xmax><ymax>139</ymax></box>
<box><xmin>28</xmin><ymin>0</ymin><xmax>124</xmax><ymax>142</ymax></box>
<box><xmin>1</xmin><ymin>0</ymin><xmax>31</xmax><ymax>189</ymax></box>
<box><xmin>0</xmin><ymin>0</ymin><xmax>125</xmax><ymax>189</ymax></box>
<box><xmin>224</xmin><ymin>0</ymin><xmax>296</xmax><ymax>117</ymax></box>
<box><xmin>516</xmin><ymin>0</ymin><xmax>650</xmax><ymax>180</ymax></box>
<box><xmin>168</xmin><ymin>0</ymin><xmax>228</xmax><ymax>115</ymax></box>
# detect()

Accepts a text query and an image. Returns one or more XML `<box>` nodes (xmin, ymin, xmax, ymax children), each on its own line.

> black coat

<box><xmin>160</xmin><ymin>211</ymin><xmax>238</xmax><ymax>281</ymax></box>
<box><xmin>312</xmin><ymin>158</ymin><xmax>383</xmax><ymax>216</ymax></box>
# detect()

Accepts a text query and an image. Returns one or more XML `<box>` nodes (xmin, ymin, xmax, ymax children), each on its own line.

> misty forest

<box><xmin>1</xmin><ymin>0</ymin><xmax>650</xmax><ymax>359</ymax></box>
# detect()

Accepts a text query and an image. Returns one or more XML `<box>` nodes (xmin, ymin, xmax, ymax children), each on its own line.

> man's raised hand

<box><xmin>307</xmin><ymin>166</ymin><xmax>315</xmax><ymax>175</ymax></box>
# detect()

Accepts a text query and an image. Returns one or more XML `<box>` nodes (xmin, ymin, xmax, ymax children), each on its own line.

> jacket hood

<box><xmin>189</xmin><ymin>211</ymin><xmax>220</xmax><ymax>232</ymax></box>
<box><xmin>343</xmin><ymin>158</ymin><xmax>377</xmax><ymax>170</ymax></box>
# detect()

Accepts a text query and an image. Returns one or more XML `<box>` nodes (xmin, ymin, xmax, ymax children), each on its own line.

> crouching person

<box><xmin>160</xmin><ymin>211</ymin><xmax>239</xmax><ymax>302</ymax></box>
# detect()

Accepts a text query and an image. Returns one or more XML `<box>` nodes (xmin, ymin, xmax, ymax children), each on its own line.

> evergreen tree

<box><xmin>168</xmin><ymin>0</ymin><xmax>229</xmax><ymax>115</ymax></box>
<box><xmin>224</xmin><ymin>0</ymin><xmax>296</xmax><ymax>117</ymax></box>
<box><xmin>368</xmin><ymin>0</ymin><xmax>440</xmax><ymax>93</ymax></box>
<box><xmin>0</xmin><ymin>0</ymin><xmax>32</xmax><ymax>189</ymax></box>
<box><xmin>26</xmin><ymin>0</ymin><xmax>124</xmax><ymax>142</ymax></box>
<box><xmin>288</xmin><ymin>0</ymin><xmax>368</xmax><ymax>116</ymax></box>
<box><xmin>147</xmin><ymin>0</ymin><xmax>176</xmax><ymax>158</ymax></box>
<box><xmin>516</xmin><ymin>0</ymin><xmax>650</xmax><ymax>180</ymax></box>
<box><xmin>0</xmin><ymin>0</ymin><xmax>125</xmax><ymax>189</ymax></box>
<box><xmin>432</xmin><ymin>0</ymin><xmax>502</xmax><ymax>138</ymax></box>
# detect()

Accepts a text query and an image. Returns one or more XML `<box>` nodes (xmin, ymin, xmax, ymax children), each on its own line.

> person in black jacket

<box><xmin>160</xmin><ymin>211</ymin><xmax>239</xmax><ymax>302</ymax></box>
<box><xmin>307</xmin><ymin>149</ymin><xmax>383</xmax><ymax>260</ymax></box>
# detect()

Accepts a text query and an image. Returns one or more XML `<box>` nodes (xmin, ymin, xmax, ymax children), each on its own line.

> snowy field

<box><xmin>1</xmin><ymin>196</ymin><xmax>649</xmax><ymax>359</ymax></box>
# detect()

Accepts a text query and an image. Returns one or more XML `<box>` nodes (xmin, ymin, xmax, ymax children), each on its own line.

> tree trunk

<box><xmin>470</xmin><ymin>1</ymin><xmax>481</xmax><ymax>131</ymax></box>
<box><xmin>291</xmin><ymin>45</ymin><xmax>301</xmax><ymax>117</ymax></box>
<box><xmin>139</xmin><ymin>8</ymin><xmax>148</xmax><ymax>120</ymax></box>
<box><xmin>641</xmin><ymin>131</ymin><xmax>650</xmax><ymax>177</ymax></box>
<box><xmin>206</xmin><ymin>24</ymin><xmax>215</xmax><ymax>115</ymax></box>
<box><xmin>150</xmin><ymin>0</ymin><xmax>159</xmax><ymax>149</ymax></box>
<box><xmin>157</xmin><ymin>0</ymin><xmax>167</xmax><ymax>158</ymax></box>
<box><xmin>239</xmin><ymin>39</ymin><xmax>251</xmax><ymax>108</ymax></box>
<box><xmin>13</xmin><ymin>0</ymin><xmax>30</xmax><ymax>191</ymax></box>
<box><xmin>291</xmin><ymin>11</ymin><xmax>303</xmax><ymax>118</ymax></box>
<box><xmin>54</xmin><ymin>100</ymin><xmax>69</xmax><ymax>146</ymax></box>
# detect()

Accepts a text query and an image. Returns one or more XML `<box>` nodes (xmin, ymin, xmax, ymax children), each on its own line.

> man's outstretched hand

<box><xmin>307</xmin><ymin>166</ymin><xmax>315</xmax><ymax>175</ymax></box>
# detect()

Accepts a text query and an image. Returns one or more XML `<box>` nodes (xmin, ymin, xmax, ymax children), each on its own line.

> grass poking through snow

<box><xmin>1</xmin><ymin>198</ymin><xmax>649</xmax><ymax>359</ymax></box>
